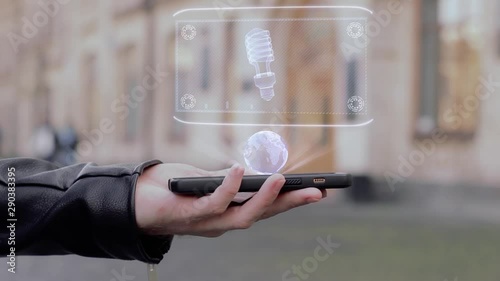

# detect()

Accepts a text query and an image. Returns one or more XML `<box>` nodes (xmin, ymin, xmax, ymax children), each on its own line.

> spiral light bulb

<box><xmin>245</xmin><ymin>28</ymin><xmax>276</xmax><ymax>102</ymax></box>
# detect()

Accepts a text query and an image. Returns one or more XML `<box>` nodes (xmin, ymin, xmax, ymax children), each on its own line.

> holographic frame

<box><xmin>173</xmin><ymin>6</ymin><xmax>374</xmax><ymax>127</ymax></box>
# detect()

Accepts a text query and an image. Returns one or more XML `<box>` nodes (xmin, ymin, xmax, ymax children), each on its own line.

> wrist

<box><xmin>132</xmin><ymin>160</ymin><xmax>164</xmax><ymax>234</ymax></box>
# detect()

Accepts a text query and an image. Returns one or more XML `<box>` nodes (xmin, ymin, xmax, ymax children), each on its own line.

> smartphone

<box><xmin>169</xmin><ymin>173</ymin><xmax>352</xmax><ymax>195</ymax></box>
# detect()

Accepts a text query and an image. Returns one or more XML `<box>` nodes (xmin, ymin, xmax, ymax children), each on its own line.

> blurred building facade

<box><xmin>355</xmin><ymin>0</ymin><xmax>500</xmax><ymax>188</ymax></box>
<box><xmin>0</xmin><ymin>0</ymin><xmax>499</xmax><ymax>188</ymax></box>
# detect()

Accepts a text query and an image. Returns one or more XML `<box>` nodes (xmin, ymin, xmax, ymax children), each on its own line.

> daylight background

<box><xmin>1</xmin><ymin>0</ymin><xmax>500</xmax><ymax>281</ymax></box>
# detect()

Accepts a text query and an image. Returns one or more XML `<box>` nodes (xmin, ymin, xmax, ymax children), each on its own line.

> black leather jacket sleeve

<box><xmin>0</xmin><ymin>158</ymin><xmax>173</xmax><ymax>264</ymax></box>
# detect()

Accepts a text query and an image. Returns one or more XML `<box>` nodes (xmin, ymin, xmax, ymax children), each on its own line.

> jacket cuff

<box><xmin>130</xmin><ymin>160</ymin><xmax>174</xmax><ymax>264</ymax></box>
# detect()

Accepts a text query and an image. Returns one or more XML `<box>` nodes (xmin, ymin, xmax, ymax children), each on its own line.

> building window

<box><xmin>200</xmin><ymin>46</ymin><xmax>211</xmax><ymax>91</ymax></box>
<box><xmin>117</xmin><ymin>45</ymin><xmax>141</xmax><ymax>142</ymax></box>
<box><xmin>416</xmin><ymin>0</ymin><xmax>482</xmax><ymax>138</ymax></box>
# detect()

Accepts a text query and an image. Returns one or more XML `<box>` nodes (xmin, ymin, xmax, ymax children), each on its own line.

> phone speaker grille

<box><xmin>285</xmin><ymin>178</ymin><xmax>302</xmax><ymax>185</ymax></box>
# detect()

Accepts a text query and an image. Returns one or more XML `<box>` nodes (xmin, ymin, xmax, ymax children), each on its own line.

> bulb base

<box><xmin>260</xmin><ymin>88</ymin><xmax>275</xmax><ymax>101</ymax></box>
<box><xmin>254</xmin><ymin>72</ymin><xmax>276</xmax><ymax>101</ymax></box>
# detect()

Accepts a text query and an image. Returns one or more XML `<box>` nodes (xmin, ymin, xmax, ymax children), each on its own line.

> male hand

<box><xmin>135</xmin><ymin>163</ymin><xmax>326</xmax><ymax>237</ymax></box>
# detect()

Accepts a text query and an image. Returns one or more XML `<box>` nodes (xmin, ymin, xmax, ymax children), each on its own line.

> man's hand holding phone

<box><xmin>135</xmin><ymin>163</ymin><xmax>326</xmax><ymax>238</ymax></box>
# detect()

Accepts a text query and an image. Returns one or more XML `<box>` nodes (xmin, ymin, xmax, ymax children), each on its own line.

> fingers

<box><xmin>172</xmin><ymin>172</ymin><xmax>329</xmax><ymax>236</ymax></box>
<box><xmin>321</xmin><ymin>189</ymin><xmax>328</xmax><ymax>198</ymax></box>
<box><xmin>208</xmin><ymin>167</ymin><xmax>232</xmax><ymax>177</ymax></box>
<box><xmin>259</xmin><ymin>188</ymin><xmax>324</xmax><ymax>220</ymax></box>
<box><xmin>212</xmin><ymin>174</ymin><xmax>285</xmax><ymax>230</ymax></box>
<box><xmin>207</xmin><ymin>164</ymin><xmax>244</xmax><ymax>211</ymax></box>
<box><xmin>209</xmin><ymin>164</ymin><xmax>256</xmax><ymax>176</ymax></box>
<box><xmin>243</xmin><ymin>169</ymin><xmax>258</xmax><ymax>176</ymax></box>
<box><xmin>239</xmin><ymin>174</ymin><xmax>285</xmax><ymax>216</ymax></box>
<box><xmin>186</xmin><ymin>164</ymin><xmax>244</xmax><ymax>219</ymax></box>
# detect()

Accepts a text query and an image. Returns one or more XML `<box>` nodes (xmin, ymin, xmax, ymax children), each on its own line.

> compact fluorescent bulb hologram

<box><xmin>245</xmin><ymin>28</ymin><xmax>276</xmax><ymax>101</ymax></box>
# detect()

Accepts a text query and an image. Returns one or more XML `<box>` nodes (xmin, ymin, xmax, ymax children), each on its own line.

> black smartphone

<box><xmin>169</xmin><ymin>173</ymin><xmax>352</xmax><ymax>195</ymax></box>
